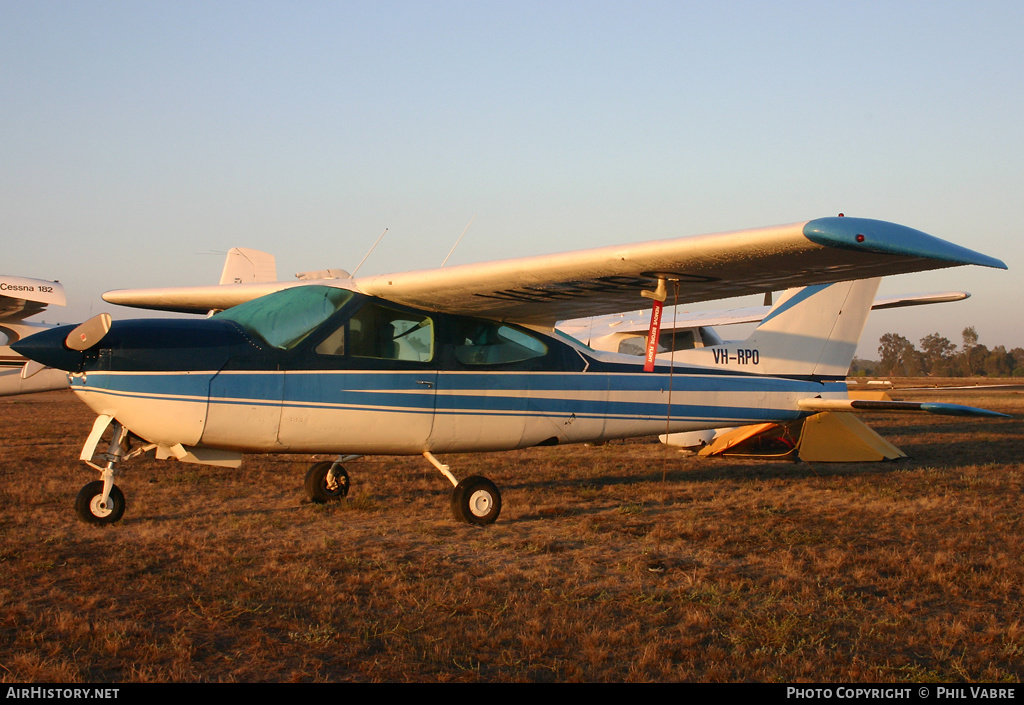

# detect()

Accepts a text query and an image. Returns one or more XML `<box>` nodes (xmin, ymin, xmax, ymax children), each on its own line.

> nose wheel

<box><xmin>75</xmin><ymin>480</ymin><xmax>126</xmax><ymax>524</ymax></box>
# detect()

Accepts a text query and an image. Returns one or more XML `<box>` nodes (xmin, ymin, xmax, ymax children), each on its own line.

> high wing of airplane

<box><xmin>101</xmin><ymin>216</ymin><xmax>1001</xmax><ymax>319</ymax></box>
<box><xmin>146</xmin><ymin>245</ymin><xmax>974</xmax><ymax>361</ymax></box>
<box><xmin>13</xmin><ymin>216</ymin><xmax>1009</xmax><ymax>526</ymax></box>
<box><xmin>0</xmin><ymin>275</ymin><xmax>70</xmax><ymax>396</ymax></box>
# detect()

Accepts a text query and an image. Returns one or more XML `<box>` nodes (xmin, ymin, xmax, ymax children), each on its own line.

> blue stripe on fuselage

<box><xmin>73</xmin><ymin>369</ymin><xmax>834</xmax><ymax>424</ymax></box>
<box><xmin>71</xmin><ymin>371</ymin><xmax>214</xmax><ymax>400</ymax></box>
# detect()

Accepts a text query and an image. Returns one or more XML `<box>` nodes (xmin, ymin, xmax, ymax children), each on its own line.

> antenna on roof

<box><xmin>441</xmin><ymin>214</ymin><xmax>477</xmax><ymax>267</ymax></box>
<box><xmin>351</xmin><ymin>228</ymin><xmax>388</xmax><ymax>278</ymax></box>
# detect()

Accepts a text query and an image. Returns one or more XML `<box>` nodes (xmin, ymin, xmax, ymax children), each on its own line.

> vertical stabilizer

<box><xmin>219</xmin><ymin>248</ymin><xmax>278</xmax><ymax>285</ymax></box>
<box><xmin>743</xmin><ymin>277</ymin><xmax>881</xmax><ymax>377</ymax></box>
<box><xmin>669</xmin><ymin>278</ymin><xmax>880</xmax><ymax>378</ymax></box>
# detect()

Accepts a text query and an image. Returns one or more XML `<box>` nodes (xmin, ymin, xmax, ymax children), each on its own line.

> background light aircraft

<box><xmin>0</xmin><ymin>275</ymin><xmax>70</xmax><ymax>397</ymax></box>
<box><xmin>13</xmin><ymin>216</ymin><xmax>1009</xmax><ymax>526</ymax></box>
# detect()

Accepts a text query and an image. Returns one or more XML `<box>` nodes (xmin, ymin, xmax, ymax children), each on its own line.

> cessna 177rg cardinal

<box><xmin>13</xmin><ymin>216</ymin><xmax>1009</xmax><ymax>525</ymax></box>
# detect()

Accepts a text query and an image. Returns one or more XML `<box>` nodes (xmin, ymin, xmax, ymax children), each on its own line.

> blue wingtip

<box><xmin>804</xmin><ymin>217</ymin><xmax>1007</xmax><ymax>270</ymax></box>
<box><xmin>920</xmin><ymin>402</ymin><xmax>1011</xmax><ymax>419</ymax></box>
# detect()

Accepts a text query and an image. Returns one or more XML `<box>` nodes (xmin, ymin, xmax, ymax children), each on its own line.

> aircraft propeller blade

<box><xmin>65</xmin><ymin>313</ymin><xmax>112</xmax><ymax>351</ymax></box>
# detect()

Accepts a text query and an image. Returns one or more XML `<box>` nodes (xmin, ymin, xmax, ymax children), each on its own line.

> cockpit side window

<box><xmin>318</xmin><ymin>301</ymin><xmax>433</xmax><ymax>362</ymax></box>
<box><xmin>314</xmin><ymin>325</ymin><xmax>346</xmax><ymax>357</ymax></box>
<box><xmin>214</xmin><ymin>286</ymin><xmax>354</xmax><ymax>350</ymax></box>
<box><xmin>453</xmin><ymin>320</ymin><xmax>548</xmax><ymax>365</ymax></box>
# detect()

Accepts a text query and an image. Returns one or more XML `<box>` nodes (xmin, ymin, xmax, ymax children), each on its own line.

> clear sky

<box><xmin>2</xmin><ymin>0</ymin><xmax>1021</xmax><ymax>357</ymax></box>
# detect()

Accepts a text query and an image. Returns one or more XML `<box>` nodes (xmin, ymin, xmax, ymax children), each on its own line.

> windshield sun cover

<box><xmin>214</xmin><ymin>286</ymin><xmax>354</xmax><ymax>350</ymax></box>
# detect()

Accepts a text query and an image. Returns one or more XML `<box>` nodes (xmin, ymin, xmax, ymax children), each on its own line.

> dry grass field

<box><xmin>1</xmin><ymin>382</ymin><xmax>1021</xmax><ymax>682</ymax></box>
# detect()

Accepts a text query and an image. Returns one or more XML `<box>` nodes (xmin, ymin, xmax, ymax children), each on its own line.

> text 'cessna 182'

<box><xmin>13</xmin><ymin>216</ymin><xmax>1009</xmax><ymax>525</ymax></box>
<box><xmin>1</xmin><ymin>275</ymin><xmax>69</xmax><ymax>397</ymax></box>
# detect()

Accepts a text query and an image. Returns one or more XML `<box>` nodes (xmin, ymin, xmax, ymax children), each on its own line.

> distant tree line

<box><xmin>864</xmin><ymin>327</ymin><xmax>1024</xmax><ymax>377</ymax></box>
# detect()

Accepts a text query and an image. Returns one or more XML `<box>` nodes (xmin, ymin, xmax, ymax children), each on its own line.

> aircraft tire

<box><xmin>74</xmin><ymin>481</ymin><xmax>126</xmax><ymax>525</ymax></box>
<box><xmin>304</xmin><ymin>461</ymin><xmax>349</xmax><ymax>503</ymax></box>
<box><xmin>450</xmin><ymin>475</ymin><xmax>501</xmax><ymax>525</ymax></box>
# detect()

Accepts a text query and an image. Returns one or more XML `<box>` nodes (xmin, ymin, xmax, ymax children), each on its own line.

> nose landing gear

<box><xmin>75</xmin><ymin>415</ymin><xmax>154</xmax><ymax>525</ymax></box>
<box><xmin>75</xmin><ymin>416</ymin><xmax>130</xmax><ymax>524</ymax></box>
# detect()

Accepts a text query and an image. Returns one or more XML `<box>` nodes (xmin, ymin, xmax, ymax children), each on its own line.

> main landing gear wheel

<box><xmin>304</xmin><ymin>461</ymin><xmax>350</xmax><ymax>503</ymax></box>
<box><xmin>450</xmin><ymin>475</ymin><xmax>501</xmax><ymax>525</ymax></box>
<box><xmin>74</xmin><ymin>480</ymin><xmax>126</xmax><ymax>525</ymax></box>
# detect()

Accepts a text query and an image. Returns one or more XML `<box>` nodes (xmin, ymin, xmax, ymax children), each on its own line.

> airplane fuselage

<box><xmin>71</xmin><ymin>366</ymin><xmax>836</xmax><ymax>456</ymax></box>
<box><xmin>46</xmin><ymin>287</ymin><xmax>840</xmax><ymax>458</ymax></box>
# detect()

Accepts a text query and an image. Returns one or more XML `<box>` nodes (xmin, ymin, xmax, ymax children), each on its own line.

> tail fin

<box><xmin>746</xmin><ymin>277</ymin><xmax>880</xmax><ymax>377</ymax></box>
<box><xmin>673</xmin><ymin>278</ymin><xmax>881</xmax><ymax>378</ymax></box>
<box><xmin>219</xmin><ymin>247</ymin><xmax>277</xmax><ymax>285</ymax></box>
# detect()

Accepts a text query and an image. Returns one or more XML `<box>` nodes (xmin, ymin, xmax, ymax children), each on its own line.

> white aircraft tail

<box><xmin>673</xmin><ymin>277</ymin><xmax>881</xmax><ymax>378</ymax></box>
<box><xmin>219</xmin><ymin>248</ymin><xmax>277</xmax><ymax>285</ymax></box>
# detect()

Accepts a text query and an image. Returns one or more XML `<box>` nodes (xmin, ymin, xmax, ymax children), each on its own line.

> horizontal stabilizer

<box><xmin>798</xmin><ymin>398</ymin><xmax>1010</xmax><ymax>419</ymax></box>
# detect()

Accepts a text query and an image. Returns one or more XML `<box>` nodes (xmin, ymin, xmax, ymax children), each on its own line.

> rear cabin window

<box><xmin>453</xmin><ymin>320</ymin><xmax>548</xmax><ymax>365</ymax></box>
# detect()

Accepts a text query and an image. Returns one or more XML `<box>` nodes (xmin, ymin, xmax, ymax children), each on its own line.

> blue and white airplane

<box><xmin>13</xmin><ymin>216</ymin><xmax>1009</xmax><ymax>525</ymax></box>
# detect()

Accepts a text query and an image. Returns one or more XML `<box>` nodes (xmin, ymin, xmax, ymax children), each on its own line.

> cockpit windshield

<box><xmin>213</xmin><ymin>285</ymin><xmax>354</xmax><ymax>350</ymax></box>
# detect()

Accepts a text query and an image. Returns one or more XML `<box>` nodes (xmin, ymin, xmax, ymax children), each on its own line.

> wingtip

<box><xmin>919</xmin><ymin>402</ymin><xmax>1011</xmax><ymax>419</ymax></box>
<box><xmin>804</xmin><ymin>217</ymin><xmax>1007</xmax><ymax>270</ymax></box>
